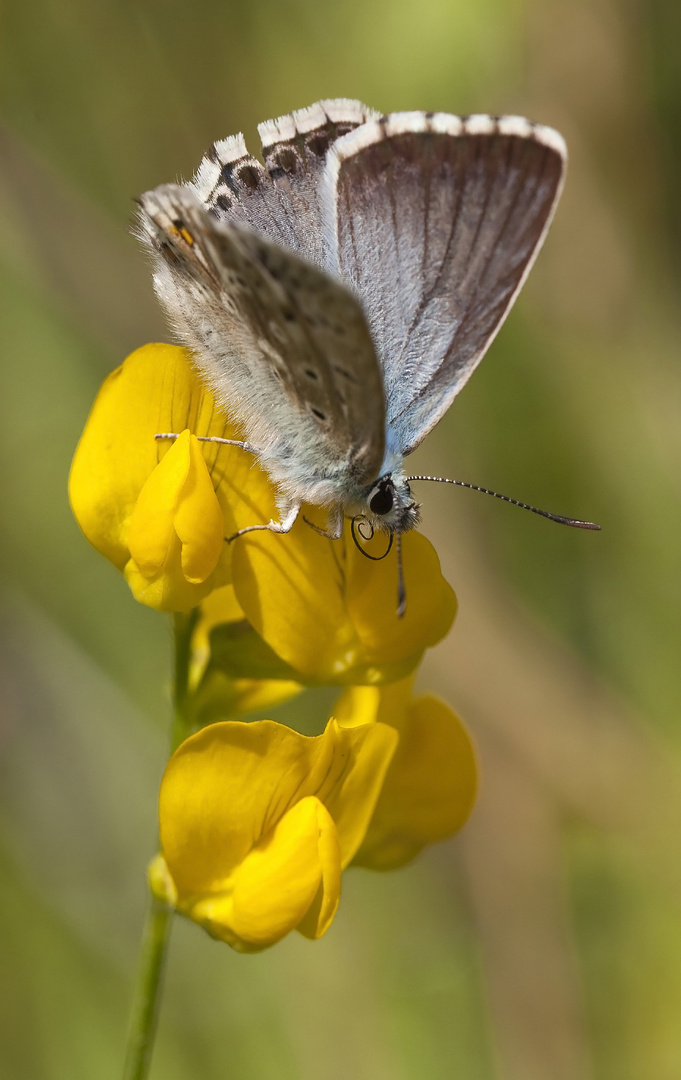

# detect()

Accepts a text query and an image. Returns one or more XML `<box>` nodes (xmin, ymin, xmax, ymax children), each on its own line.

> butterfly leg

<box><xmin>226</xmin><ymin>501</ymin><xmax>302</xmax><ymax>543</ymax></box>
<box><xmin>302</xmin><ymin>506</ymin><xmax>345</xmax><ymax>540</ymax></box>
<box><xmin>155</xmin><ymin>433</ymin><xmax>259</xmax><ymax>455</ymax></box>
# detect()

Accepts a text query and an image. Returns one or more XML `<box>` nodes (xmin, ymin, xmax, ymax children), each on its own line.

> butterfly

<box><xmin>137</xmin><ymin>99</ymin><xmax>597</xmax><ymax>613</ymax></box>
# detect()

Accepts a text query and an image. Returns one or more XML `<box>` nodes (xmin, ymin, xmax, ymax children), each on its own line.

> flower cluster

<box><xmin>70</xmin><ymin>344</ymin><xmax>477</xmax><ymax>951</ymax></box>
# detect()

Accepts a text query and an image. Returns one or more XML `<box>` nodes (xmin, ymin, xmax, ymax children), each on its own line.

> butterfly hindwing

<box><xmin>322</xmin><ymin>113</ymin><xmax>566</xmax><ymax>455</ymax></box>
<box><xmin>137</xmin><ymin>183</ymin><xmax>386</xmax><ymax>491</ymax></box>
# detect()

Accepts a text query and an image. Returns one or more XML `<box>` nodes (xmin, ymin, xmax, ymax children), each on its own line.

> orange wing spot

<box><xmin>169</xmin><ymin>223</ymin><xmax>195</xmax><ymax>247</ymax></box>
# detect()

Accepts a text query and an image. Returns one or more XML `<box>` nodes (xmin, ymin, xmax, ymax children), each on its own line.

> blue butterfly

<box><xmin>139</xmin><ymin>100</ymin><xmax>597</xmax><ymax>613</ymax></box>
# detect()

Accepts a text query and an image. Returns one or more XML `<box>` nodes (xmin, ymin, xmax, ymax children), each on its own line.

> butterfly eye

<box><xmin>369</xmin><ymin>481</ymin><xmax>394</xmax><ymax>516</ymax></box>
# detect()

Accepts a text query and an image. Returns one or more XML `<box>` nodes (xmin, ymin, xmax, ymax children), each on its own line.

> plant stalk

<box><xmin>121</xmin><ymin>610</ymin><xmax>198</xmax><ymax>1080</ymax></box>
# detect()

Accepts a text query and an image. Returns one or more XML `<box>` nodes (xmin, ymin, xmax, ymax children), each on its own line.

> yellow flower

<box><xmin>334</xmin><ymin>678</ymin><xmax>478</xmax><ymax>869</ymax></box>
<box><xmin>230</xmin><ymin>510</ymin><xmax>456</xmax><ymax>685</ymax></box>
<box><xmin>189</xmin><ymin>585</ymin><xmax>303</xmax><ymax>722</ymax></box>
<box><xmin>150</xmin><ymin>717</ymin><xmax>398</xmax><ymax>952</ymax></box>
<box><xmin>69</xmin><ymin>343</ymin><xmax>245</xmax><ymax>611</ymax></box>
<box><xmin>70</xmin><ymin>343</ymin><xmax>457</xmax><ymax>678</ymax></box>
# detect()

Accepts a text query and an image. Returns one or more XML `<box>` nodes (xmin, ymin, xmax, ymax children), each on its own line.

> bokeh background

<box><xmin>1</xmin><ymin>0</ymin><xmax>681</xmax><ymax>1077</ymax></box>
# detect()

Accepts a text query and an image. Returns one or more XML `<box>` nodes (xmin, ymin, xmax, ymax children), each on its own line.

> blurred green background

<box><xmin>1</xmin><ymin>0</ymin><xmax>681</xmax><ymax>1077</ymax></box>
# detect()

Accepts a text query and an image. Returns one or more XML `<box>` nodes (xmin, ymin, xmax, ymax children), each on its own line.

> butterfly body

<box><xmin>138</xmin><ymin>101</ymin><xmax>565</xmax><ymax>541</ymax></box>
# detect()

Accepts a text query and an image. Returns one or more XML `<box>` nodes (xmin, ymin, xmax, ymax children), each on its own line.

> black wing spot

<box><xmin>215</xmin><ymin>193</ymin><xmax>232</xmax><ymax>212</ymax></box>
<box><xmin>306</xmin><ymin>132</ymin><xmax>330</xmax><ymax>157</ymax></box>
<box><xmin>304</xmin><ymin>368</ymin><xmax>319</xmax><ymax>380</ymax></box>
<box><xmin>311</xmin><ymin>407</ymin><xmax>327</xmax><ymax>421</ymax></box>
<box><xmin>275</xmin><ymin>147</ymin><xmax>298</xmax><ymax>174</ymax></box>
<box><xmin>237</xmin><ymin>164</ymin><xmax>261</xmax><ymax>191</ymax></box>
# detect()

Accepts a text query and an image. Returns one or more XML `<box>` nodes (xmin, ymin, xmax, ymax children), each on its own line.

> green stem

<box><xmin>122</xmin><ymin>899</ymin><xmax>172</xmax><ymax>1080</ymax></box>
<box><xmin>122</xmin><ymin>610</ymin><xmax>198</xmax><ymax>1080</ymax></box>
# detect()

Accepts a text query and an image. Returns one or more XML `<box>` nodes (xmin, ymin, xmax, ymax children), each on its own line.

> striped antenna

<box><xmin>405</xmin><ymin>475</ymin><xmax>600</xmax><ymax>530</ymax></box>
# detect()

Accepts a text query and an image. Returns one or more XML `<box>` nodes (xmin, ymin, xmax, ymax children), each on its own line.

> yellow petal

<box><xmin>159</xmin><ymin>718</ymin><xmax>397</xmax><ymax>898</ymax></box>
<box><xmin>232</xmin><ymin>516</ymin><xmax>456</xmax><ymax>684</ymax></box>
<box><xmin>127</xmin><ymin>429</ymin><xmax>192</xmax><ymax>577</ymax></box>
<box><xmin>174</xmin><ymin>432</ymin><xmax>225</xmax><ymax>584</ymax></box>
<box><xmin>231</xmin><ymin>514</ymin><xmax>356</xmax><ymax>679</ymax></box>
<box><xmin>229</xmin><ymin>796</ymin><xmax>341</xmax><ymax>947</ymax></box>
<box><xmin>184</xmin><ymin>796</ymin><xmax>340</xmax><ymax>952</ymax></box>
<box><xmin>354</xmin><ymin>694</ymin><xmax>478</xmax><ymax>870</ymax></box>
<box><xmin>194</xmin><ymin>585</ymin><xmax>246</xmax><ymax>646</ymax></box>
<box><xmin>307</xmin><ymin>720</ymin><xmax>398</xmax><ymax>867</ymax></box>
<box><xmin>333</xmin><ymin>677</ymin><xmax>414</xmax><ymax>729</ymax></box>
<box><xmin>190</xmin><ymin>577</ymin><xmax>304</xmax><ymax>718</ymax></box>
<box><xmin>346</xmin><ymin>531</ymin><xmax>458</xmax><ymax>664</ymax></box>
<box><xmin>124</xmin><ymin>429</ymin><xmax>226</xmax><ymax>610</ymax></box>
<box><xmin>69</xmin><ymin>343</ymin><xmax>260</xmax><ymax>610</ymax></box>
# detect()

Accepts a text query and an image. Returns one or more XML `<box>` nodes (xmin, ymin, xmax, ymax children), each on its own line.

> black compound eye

<box><xmin>369</xmin><ymin>481</ymin><xmax>394</xmax><ymax>516</ymax></box>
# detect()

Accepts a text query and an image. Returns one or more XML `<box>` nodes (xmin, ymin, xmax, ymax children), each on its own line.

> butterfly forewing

<box><xmin>138</xmin><ymin>183</ymin><xmax>386</xmax><ymax>490</ymax></box>
<box><xmin>192</xmin><ymin>99</ymin><xmax>377</xmax><ymax>271</ymax></box>
<box><xmin>323</xmin><ymin>113</ymin><xmax>566</xmax><ymax>455</ymax></box>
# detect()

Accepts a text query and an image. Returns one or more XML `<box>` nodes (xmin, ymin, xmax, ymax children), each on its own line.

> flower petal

<box><xmin>190</xmin><ymin>585</ymin><xmax>303</xmax><ymax>718</ymax></box>
<box><xmin>346</xmin><ymin>532</ymin><xmax>457</xmax><ymax>664</ymax></box>
<box><xmin>308</xmin><ymin>720</ymin><xmax>398</xmax><ymax>867</ymax></box>
<box><xmin>229</xmin><ymin>796</ymin><xmax>341</xmax><ymax>947</ymax></box>
<box><xmin>174</xmin><ymin>432</ymin><xmax>225</xmax><ymax>584</ymax></box>
<box><xmin>353</xmin><ymin>693</ymin><xmax>478</xmax><ymax>870</ymax></box>
<box><xmin>69</xmin><ymin>343</ymin><xmax>253</xmax><ymax>610</ymax></box>
<box><xmin>159</xmin><ymin>718</ymin><xmax>397</xmax><ymax>899</ymax></box>
<box><xmin>232</xmin><ymin>517</ymin><xmax>456</xmax><ymax>684</ymax></box>
<box><xmin>127</xmin><ymin>429</ymin><xmax>192</xmax><ymax>577</ymax></box>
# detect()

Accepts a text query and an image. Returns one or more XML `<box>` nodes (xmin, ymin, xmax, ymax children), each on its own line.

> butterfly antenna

<box><xmin>396</xmin><ymin>530</ymin><xmax>407</xmax><ymax>618</ymax></box>
<box><xmin>405</xmin><ymin>476</ymin><xmax>601</xmax><ymax>530</ymax></box>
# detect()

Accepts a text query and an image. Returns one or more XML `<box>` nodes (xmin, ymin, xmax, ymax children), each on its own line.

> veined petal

<box><xmin>127</xmin><ymin>429</ymin><xmax>193</xmax><ymax>577</ymax></box>
<box><xmin>174</xmin><ymin>432</ymin><xmax>225</xmax><ymax>584</ymax></box>
<box><xmin>347</xmin><ymin>532</ymin><xmax>457</xmax><ymax>664</ymax></box>
<box><xmin>232</xmin><ymin>517</ymin><xmax>456</xmax><ymax>684</ymax></box>
<box><xmin>160</xmin><ymin>718</ymin><xmax>397</xmax><ymax>895</ymax></box>
<box><xmin>348</xmin><ymin>691</ymin><xmax>478</xmax><ymax>870</ymax></box>
<box><xmin>158</xmin><ymin>717</ymin><xmax>397</xmax><ymax>948</ymax></box>
<box><xmin>192</xmin><ymin>588</ymin><xmax>304</xmax><ymax>719</ymax></box>
<box><xmin>305</xmin><ymin>720</ymin><xmax>398</xmax><ymax>867</ymax></box>
<box><xmin>69</xmin><ymin>343</ymin><xmax>259</xmax><ymax>611</ymax></box>
<box><xmin>183</xmin><ymin>797</ymin><xmax>341</xmax><ymax>951</ymax></box>
<box><xmin>230</xmin><ymin>797</ymin><xmax>341</xmax><ymax>947</ymax></box>
<box><xmin>333</xmin><ymin>676</ymin><xmax>414</xmax><ymax>729</ymax></box>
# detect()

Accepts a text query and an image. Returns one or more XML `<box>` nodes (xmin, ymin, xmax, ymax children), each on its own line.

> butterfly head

<box><xmin>362</xmin><ymin>474</ymin><xmax>420</xmax><ymax>534</ymax></box>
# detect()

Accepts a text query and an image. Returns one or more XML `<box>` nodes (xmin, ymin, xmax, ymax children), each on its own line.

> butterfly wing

<box><xmin>322</xmin><ymin>113</ymin><xmax>566</xmax><ymax>455</ymax></box>
<box><xmin>137</xmin><ymin>183</ymin><xmax>385</xmax><ymax>491</ymax></box>
<box><xmin>191</xmin><ymin>99</ymin><xmax>378</xmax><ymax>270</ymax></box>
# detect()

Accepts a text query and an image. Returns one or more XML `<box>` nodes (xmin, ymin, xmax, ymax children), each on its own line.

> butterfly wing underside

<box><xmin>137</xmin><ymin>183</ymin><xmax>386</xmax><ymax>491</ymax></box>
<box><xmin>191</xmin><ymin>99</ymin><xmax>378</xmax><ymax>270</ymax></box>
<box><xmin>322</xmin><ymin>113</ymin><xmax>566</xmax><ymax>455</ymax></box>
